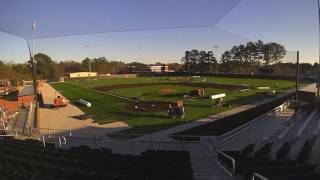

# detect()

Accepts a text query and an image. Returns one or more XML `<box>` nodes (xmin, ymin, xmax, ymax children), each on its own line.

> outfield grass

<box><xmin>51</xmin><ymin>76</ymin><xmax>295</xmax><ymax>134</ymax></box>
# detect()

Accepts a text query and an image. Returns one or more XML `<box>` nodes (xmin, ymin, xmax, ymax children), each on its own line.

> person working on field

<box><xmin>168</xmin><ymin>100</ymin><xmax>185</xmax><ymax>119</ymax></box>
<box><xmin>215</xmin><ymin>98</ymin><xmax>224</xmax><ymax>108</ymax></box>
<box><xmin>53</xmin><ymin>96</ymin><xmax>64</xmax><ymax>109</ymax></box>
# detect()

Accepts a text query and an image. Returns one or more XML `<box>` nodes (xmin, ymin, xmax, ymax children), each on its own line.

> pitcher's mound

<box><xmin>159</xmin><ymin>88</ymin><xmax>176</xmax><ymax>94</ymax></box>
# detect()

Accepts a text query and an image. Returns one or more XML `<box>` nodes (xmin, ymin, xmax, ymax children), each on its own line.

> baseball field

<box><xmin>51</xmin><ymin>76</ymin><xmax>295</xmax><ymax>134</ymax></box>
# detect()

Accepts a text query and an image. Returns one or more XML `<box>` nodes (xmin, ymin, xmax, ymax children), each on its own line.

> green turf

<box><xmin>51</xmin><ymin>76</ymin><xmax>295</xmax><ymax>134</ymax></box>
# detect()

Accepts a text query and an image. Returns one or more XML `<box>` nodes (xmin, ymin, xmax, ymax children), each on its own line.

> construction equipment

<box><xmin>210</xmin><ymin>93</ymin><xmax>226</xmax><ymax>108</ymax></box>
<box><xmin>168</xmin><ymin>100</ymin><xmax>185</xmax><ymax>119</ymax></box>
<box><xmin>189</xmin><ymin>88</ymin><xmax>205</xmax><ymax>97</ymax></box>
<box><xmin>53</xmin><ymin>96</ymin><xmax>67</xmax><ymax>108</ymax></box>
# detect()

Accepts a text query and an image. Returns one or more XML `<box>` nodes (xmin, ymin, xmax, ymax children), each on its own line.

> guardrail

<box><xmin>213</xmin><ymin>100</ymin><xmax>291</xmax><ymax>177</ymax></box>
<box><xmin>34</xmin><ymin>134</ymin><xmax>199</xmax><ymax>153</ymax></box>
<box><xmin>216</xmin><ymin>149</ymin><xmax>235</xmax><ymax>176</ymax></box>
<box><xmin>0</xmin><ymin>129</ymin><xmax>18</xmax><ymax>138</ymax></box>
<box><xmin>217</xmin><ymin>99</ymin><xmax>291</xmax><ymax>148</ymax></box>
<box><xmin>296</xmin><ymin>109</ymin><xmax>318</xmax><ymax>138</ymax></box>
<box><xmin>35</xmin><ymin>127</ymin><xmax>72</xmax><ymax>137</ymax></box>
<box><xmin>24</xmin><ymin>103</ymin><xmax>33</xmax><ymax>136</ymax></box>
<box><xmin>100</xmin><ymin>139</ymin><xmax>198</xmax><ymax>154</ymax></box>
<box><xmin>38</xmin><ymin>135</ymin><xmax>67</xmax><ymax>148</ymax></box>
<box><xmin>251</xmin><ymin>172</ymin><xmax>269</xmax><ymax>180</ymax></box>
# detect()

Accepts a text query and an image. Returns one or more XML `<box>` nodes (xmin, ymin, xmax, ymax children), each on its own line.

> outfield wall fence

<box><xmin>139</xmin><ymin>72</ymin><xmax>315</xmax><ymax>82</ymax></box>
<box><xmin>62</xmin><ymin>74</ymin><xmax>138</xmax><ymax>82</ymax></box>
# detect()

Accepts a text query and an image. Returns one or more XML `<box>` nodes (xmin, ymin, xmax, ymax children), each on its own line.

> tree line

<box><xmin>0</xmin><ymin>53</ymin><xmax>183</xmax><ymax>81</ymax></box>
<box><xmin>220</xmin><ymin>40</ymin><xmax>286</xmax><ymax>73</ymax></box>
<box><xmin>0</xmin><ymin>54</ymin><xmax>128</xmax><ymax>81</ymax></box>
<box><xmin>181</xmin><ymin>50</ymin><xmax>217</xmax><ymax>73</ymax></box>
<box><xmin>181</xmin><ymin>40</ymin><xmax>287</xmax><ymax>74</ymax></box>
<box><xmin>0</xmin><ymin>39</ymin><xmax>318</xmax><ymax>82</ymax></box>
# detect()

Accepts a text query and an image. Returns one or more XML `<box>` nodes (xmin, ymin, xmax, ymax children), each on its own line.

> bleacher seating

<box><xmin>0</xmin><ymin>137</ymin><xmax>193</xmax><ymax>180</ymax></box>
<box><xmin>276</xmin><ymin>141</ymin><xmax>293</xmax><ymax>160</ymax></box>
<box><xmin>297</xmin><ymin>137</ymin><xmax>317</xmax><ymax>162</ymax></box>
<box><xmin>218</xmin><ymin>141</ymin><xmax>320</xmax><ymax>180</ymax></box>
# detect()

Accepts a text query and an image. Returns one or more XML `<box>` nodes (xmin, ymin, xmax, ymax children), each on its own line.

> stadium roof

<box><xmin>0</xmin><ymin>0</ymin><xmax>242</xmax><ymax>40</ymax></box>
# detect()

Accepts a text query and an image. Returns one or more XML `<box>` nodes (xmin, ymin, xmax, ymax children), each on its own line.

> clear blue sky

<box><xmin>0</xmin><ymin>0</ymin><xmax>319</xmax><ymax>64</ymax></box>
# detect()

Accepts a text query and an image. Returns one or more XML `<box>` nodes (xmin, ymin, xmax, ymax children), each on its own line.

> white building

<box><xmin>66</xmin><ymin>72</ymin><xmax>98</xmax><ymax>78</ymax></box>
<box><xmin>130</xmin><ymin>65</ymin><xmax>174</xmax><ymax>73</ymax></box>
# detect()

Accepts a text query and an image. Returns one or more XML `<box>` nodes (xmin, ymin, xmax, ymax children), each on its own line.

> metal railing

<box><xmin>21</xmin><ymin>103</ymin><xmax>34</xmax><ymax>136</ymax></box>
<box><xmin>35</xmin><ymin>127</ymin><xmax>72</xmax><ymax>137</ymax></box>
<box><xmin>100</xmin><ymin>139</ymin><xmax>197</xmax><ymax>154</ymax></box>
<box><xmin>251</xmin><ymin>172</ymin><xmax>269</xmax><ymax>180</ymax></box>
<box><xmin>216</xmin><ymin>149</ymin><xmax>236</xmax><ymax>176</ymax></box>
<box><xmin>213</xmin><ymin>100</ymin><xmax>292</xmax><ymax>177</ymax></box>
<box><xmin>37</xmin><ymin>135</ymin><xmax>67</xmax><ymax>148</ymax></box>
<box><xmin>217</xmin><ymin>99</ymin><xmax>291</xmax><ymax>148</ymax></box>
<box><xmin>0</xmin><ymin>129</ymin><xmax>18</xmax><ymax>138</ymax></box>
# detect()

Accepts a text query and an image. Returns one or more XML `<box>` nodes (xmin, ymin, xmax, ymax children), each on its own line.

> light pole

<box><xmin>213</xmin><ymin>45</ymin><xmax>219</xmax><ymax>73</ymax></box>
<box><xmin>30</xmin><ymin>21</ymin><xmax>39</xmax><ymax>128</ymax></box>
<box><xmin>84</xmin><ymin>45</ymin><xmax>92</xmax><ymax>72</ymax></box>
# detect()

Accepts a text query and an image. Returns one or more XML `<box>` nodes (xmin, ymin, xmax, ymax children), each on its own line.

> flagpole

<box><xmin>32</xmin><ymin>22</ymin><xmax>35</xmax><ymax>68</ymax></box>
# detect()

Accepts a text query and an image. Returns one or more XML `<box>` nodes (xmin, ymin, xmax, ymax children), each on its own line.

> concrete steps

<box><xmin>189</xmin><ymin>146</ymin><xmax>233</xmax><ymax>180</ymax></box>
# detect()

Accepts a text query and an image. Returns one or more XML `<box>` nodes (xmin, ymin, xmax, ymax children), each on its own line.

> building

<box><xmin>65</xmin><ymin>72</ymin><xmax>98</xmax><ymax>78</ymax></box>
<box><xmin>129</xmin><ymin>65</ymin><xmax>174</xmax><ymax>73</ymax></box>
<box><xmin>149</xmin><ymin>65</ymin><xmax>169</xmax><ymax>73</ymax></box>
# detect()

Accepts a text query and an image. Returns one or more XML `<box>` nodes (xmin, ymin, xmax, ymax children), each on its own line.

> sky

<box><xmin>0</xmin><ymin>0</ymin><xmax>319</xmax><ymax>64</ymax></box>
